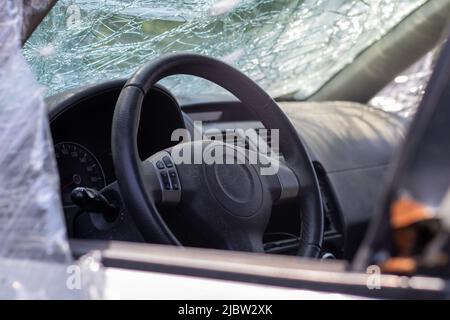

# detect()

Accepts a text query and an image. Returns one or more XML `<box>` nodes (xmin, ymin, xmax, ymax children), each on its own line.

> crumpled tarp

<box><xmin>0</xmin><ymin>0</ymin><xmax>101</xmax><ymax>299</ymax></box>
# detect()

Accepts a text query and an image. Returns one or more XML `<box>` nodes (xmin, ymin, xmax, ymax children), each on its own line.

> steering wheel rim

<box><xmin>112</xmin><ymin>53</ymin><xmax>323</xmax><ymax>257</ymax></box>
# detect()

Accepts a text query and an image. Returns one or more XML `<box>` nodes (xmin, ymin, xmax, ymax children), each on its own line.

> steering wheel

<box><xmin>112</xmin><ymin>53</ymin><xmax>323</xmax><ymax>257</ymax></box>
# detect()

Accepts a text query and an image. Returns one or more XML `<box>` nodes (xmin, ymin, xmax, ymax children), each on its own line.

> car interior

<box><xmin>40</xmin><ymin>0</ymin><xmax>450</xmax><ymax>269</ymax></box>
<box><xmin>49</xmin><ymin>76</ymin><xmax>405</xmax><ymax>261</ymax></box>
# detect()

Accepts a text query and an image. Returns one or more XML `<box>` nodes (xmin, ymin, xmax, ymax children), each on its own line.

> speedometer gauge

<box><xmin>54</xmin><ymin>142</ymin><xmax>106</xmax><ymax>206</ymax></box>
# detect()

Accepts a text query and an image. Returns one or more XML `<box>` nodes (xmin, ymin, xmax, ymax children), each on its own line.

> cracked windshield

<box><xmin>25</xmin><ymin>0</ymin><xmax>427</xmax><ymax>100</ymax></box>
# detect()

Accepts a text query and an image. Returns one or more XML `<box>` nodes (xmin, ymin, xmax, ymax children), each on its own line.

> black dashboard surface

<box><xmin>48</xmin><ymin>80</ymin><xmax>406</xmax><ymax>260</ymax></box>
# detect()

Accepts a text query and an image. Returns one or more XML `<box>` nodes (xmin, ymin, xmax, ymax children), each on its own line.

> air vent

<box><xmin>255</xmin><ymin>128</ymin><xmax>280</xmax><ymax>156</ymax></box>
<box><xmin>313</xmin><ymin>162</ymin><xmax>344</xmax><ymax>258</ymax></box>
<box><xmin>204</xmin><ymin>127</ymin><xmax>281</xmax><ymax>158</ymax></box>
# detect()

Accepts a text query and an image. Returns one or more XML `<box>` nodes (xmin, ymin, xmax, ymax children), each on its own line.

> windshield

<box><xmin>24</xmin><ymin>0</ymin><xmax>427</xmax><ymax>99</ymax></box>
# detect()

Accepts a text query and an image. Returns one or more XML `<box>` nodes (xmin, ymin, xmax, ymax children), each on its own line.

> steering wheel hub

<box><xmin>204</xmin><ymin>145</ymin><xmax>263</xmax><ymax>217</ymax></box>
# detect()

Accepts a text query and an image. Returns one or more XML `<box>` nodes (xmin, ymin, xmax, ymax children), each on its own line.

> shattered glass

<box><xmin>370</xmin><ymin>50</ymin><xmax>437</xmax><ymax>118</ymax></box>
<box><xmin>24</xmin><ymin>0</ymin><xmax>427</xmax><ymax>99</ymax></box>
<box><xmin>0</xmin><ymin>0</ymin><xmax>102</xmax><ymax>299</ymax></box>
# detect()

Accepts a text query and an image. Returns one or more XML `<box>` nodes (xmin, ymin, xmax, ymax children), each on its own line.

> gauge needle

<box><xmin>61</xmin><ymin>178</ymin><xmax>75</xmax><ymax>192</ymax></box>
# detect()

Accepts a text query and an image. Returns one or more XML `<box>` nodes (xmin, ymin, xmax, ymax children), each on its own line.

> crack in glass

<box><xmin>24</xmin><ymin>0</ymin><xmax>427</xmax><ymax>100</ymax></box>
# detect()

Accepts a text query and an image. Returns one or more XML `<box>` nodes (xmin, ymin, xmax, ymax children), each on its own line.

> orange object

<box><xmin>380</xmin><ymin>257</ymin><xmax>417</xmax><ymax>274</ymax></box>
<box><xmin>391</xmin><ymin>196</ymin><xmax>434</xmax><ymax>229</ymax></box>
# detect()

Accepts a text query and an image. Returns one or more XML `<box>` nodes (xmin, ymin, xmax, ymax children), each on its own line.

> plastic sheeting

<box><xmin>24</xmin><ymin>0</ymin><xmax>427</xmax><ymax>99</ymax></box>
<box><xmin>0</xmin><ymin>0</ymin><xmax>101</xmax><ymax>299</ymax></box>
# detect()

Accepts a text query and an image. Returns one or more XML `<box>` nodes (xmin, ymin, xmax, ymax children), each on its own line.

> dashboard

<box><xmin>50</xmin><ymin>82</ymin><xmax>184</xmax><ymax>207</ymax></box>
<box><xmin>48</xmin><ymin>80</ymin><xmax>406</xmax><ymax>260</ymax></box>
